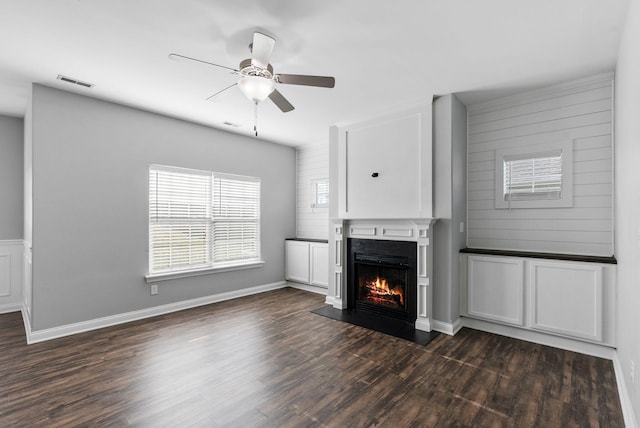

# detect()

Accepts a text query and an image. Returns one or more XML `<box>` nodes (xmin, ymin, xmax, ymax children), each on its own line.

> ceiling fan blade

<box><xmin>250</xmin><ymin>32</ymin><xmax>275</xmax><ymax>69</ymax></box>
<box><xmin>275</xmin><ymin>74</ymin><xmax>335</xmax><ymax>88</ymax></box>
<box><xmin>169</xmin><ymin>53</ymin><xmax>239</xmax><ymax>73</ymax></box>
<box><xmin>269</xmin><ymin>89</ymin><xmax>295</xmax><ymax>112</ymax></box>
<box><xmin>206</xmin><ymin>83</ymin><xmax>238</xmax><ymax>101</ymax></box>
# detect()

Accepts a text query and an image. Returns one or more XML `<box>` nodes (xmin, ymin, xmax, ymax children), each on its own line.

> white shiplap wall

<box><xmin>466</xmin><ymin>73</ymin><xmax>614</xmax><ymax>256</ymax></box>
<box><xmin>296</xmin><ymin>141</ymin><xmax>329</xmax><ymax>239</ymax></box>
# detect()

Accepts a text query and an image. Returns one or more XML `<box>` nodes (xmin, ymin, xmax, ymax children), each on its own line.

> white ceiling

<box><xmin>0</xmin><ymin>0</ymin><xmax>629</xmax><ymax>146</ymax></box>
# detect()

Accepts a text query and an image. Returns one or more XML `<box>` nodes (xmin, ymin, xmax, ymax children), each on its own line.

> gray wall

<box><xmin>30</xmin><ymin>84</ymin><xmax>296</xmax><ymax>331</ymax></box>
<box><xmin>614</xmin><ymin>0</ymin><xmax>640</xmax><ymax>421</ymax></box>
<box><xmin>466</xmin><ymin>75</ymin><xmax>613</xmax><ymax>256</ymax></box>
<box><xmin>0</xmin><ymin>116</ymin><xmax>23</xmax><ymax>240</ymax></box>
<box><xmin>432</xmin><ymin>95</ymin><xmax>467</xmax><ymax>324</ymax></box>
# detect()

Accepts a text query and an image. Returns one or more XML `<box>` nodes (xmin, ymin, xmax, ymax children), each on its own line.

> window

<box><xmin>148</xmin><ymin>165</ymin><xmax>261</xmax><ymax>277</ymax></box>
<box><xmin>311</xmin><ymin>178</ymin><xmax>329</xmax><ymax>208</ymax></box>
<box><xmin>495</xmin><ymin>141</ymin><xmax>573</xmax><ymax>209</ymax></box>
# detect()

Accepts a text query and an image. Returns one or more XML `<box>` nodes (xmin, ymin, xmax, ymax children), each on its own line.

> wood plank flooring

<box><xmin>0</xmin><ymin>288</ymin><xmax>624</xmax><ymax>427</ymax></box>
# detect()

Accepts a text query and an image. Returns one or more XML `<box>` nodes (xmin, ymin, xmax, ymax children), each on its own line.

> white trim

<box><xmin>612</xmin><ymin>353</ymin><xmax>639</xmax><ymax>428</ymax></box>
<box><xmin>432</xmin><ymin>318</ymin><xmax>464</xmax><ymax>336</ymax></box>
<box><xmin>461</xmin><ymin>317</ymin><xmax>615</xmax><ymax>359</ymax></box>
<box><xmin>0</xmin><ymin>302</ymin><xmax>21</xmax><ymax>314</ymax></box>
<box><xmin>24</xmin><ymin>281</ymin><xmax>287</xmax><ymax>344</ymax></box>
<box><xmin>415</xmin><ymin>317</ymin><xmax>431</xmax><ymax>332</ymax></box>
<box><xmin>21</xmin><ymin>303</ymin><xmax>32</xmax><ymax>344</ymax></box>
<box><xmin>145</xmin><ymin>261</ymin><xmax>264</xmax><ymax>283</ymax></box>
<box><xmin>325</xmin><ymin>295</ymin><xmax>337</xmax><ymax>306</ymax></box>
<box><xmin>0</xmin><ymin>239</ymin><xmax>24</xmax><ymax>247</ymax></box>
<box><xmin>286</xmin><ymin>281</ymin><xmax>327</xmax><ymax>295</ymax></box>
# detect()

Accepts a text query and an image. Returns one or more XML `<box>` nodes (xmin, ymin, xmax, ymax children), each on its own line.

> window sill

<box><xmin>145</xmin><ymin>261</ymin><xmax>265</xmax><ymax>283</ymax></box>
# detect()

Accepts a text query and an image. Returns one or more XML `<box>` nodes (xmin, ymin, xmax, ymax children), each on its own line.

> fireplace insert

<box><xmin>348</xmin><ymin>238</ymin><xmax>417</xmax><ymax>322</ymax></box>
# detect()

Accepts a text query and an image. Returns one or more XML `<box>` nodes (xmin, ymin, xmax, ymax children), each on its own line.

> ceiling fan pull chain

<box><xmin>254</xmin><ymin>101</ymin><xmax>258</xmax><ymax>137</ymax></box>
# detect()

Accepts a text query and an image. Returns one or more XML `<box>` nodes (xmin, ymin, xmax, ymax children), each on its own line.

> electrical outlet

<box><xmin>631</xmin><ymin>360</ymin><xmax>636</xmax><ymax>384</ymax></box>
<box><xmin>150</xmin><ymin>284</ymin><xmax>158</xmax><ymax>295</ymax></box>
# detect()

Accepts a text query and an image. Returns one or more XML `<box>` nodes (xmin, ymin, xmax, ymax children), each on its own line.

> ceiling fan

<box><xmin>169</xmin><ymin>32</ymin><xmax>335</xmax><ymax>116</ymax></box>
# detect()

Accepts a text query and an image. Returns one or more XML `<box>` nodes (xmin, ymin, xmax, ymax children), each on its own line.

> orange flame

<box><xmin>363</xmin><ymin>276</ymin><xmax>404</xmax><ymax>307</ymax></box>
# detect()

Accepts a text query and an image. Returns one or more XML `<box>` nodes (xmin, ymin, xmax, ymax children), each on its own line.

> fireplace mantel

<box><xmin>327</xmin><ymin>218</ymin><xmax>436</xmax><ymax>332</ymax></box>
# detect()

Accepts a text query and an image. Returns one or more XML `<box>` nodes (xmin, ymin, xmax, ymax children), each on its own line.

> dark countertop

<box><xmin>286</xmin><ymin>238</ymin><xmax>329</xmax><ymax>244</ymax></box>
<box><xmin>460</xmin><ymin>248</ymin><xmax>617</xmax><ymax>264</ymax></box>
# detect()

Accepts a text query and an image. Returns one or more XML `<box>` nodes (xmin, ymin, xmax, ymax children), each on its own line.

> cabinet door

<box><xmin>309</xmin><ymin>243</ymin><xmax>328</xmax><ymax>287</ymax></box>
<box><xmin>285</xmin><ymin>241</ymin><xmax>310</xmax><ymax>283</ymax></box>
<box><xmin>530</xmin><ymin>261</ymin><xmax>603</xmax><ymax>342</ymax></box>
<box><xmin>467</xmin><ymin>256</ymin><xmax>525</xmax><ymax>326</ymax></box>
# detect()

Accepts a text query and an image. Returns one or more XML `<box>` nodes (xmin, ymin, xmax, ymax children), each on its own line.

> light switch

<box><xmin>459</xmin><ymin>222</ymin><xmax>465</xmax><ymax>233</ymax></box>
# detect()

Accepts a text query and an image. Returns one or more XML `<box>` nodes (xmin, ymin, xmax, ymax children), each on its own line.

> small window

<box><xmin>311</xmin><ymin>178</ymin><xmax>329</xmax><ymax>208</ymax></box>
<box><xmin>503</xmin><ymin>151</ymin><xmax>562</xmax><ymax>201</ymax></box>
<box><xmin>495</xmin><ymin>141</ymin><xmax>573</xmax><ymax>209</ymax></box>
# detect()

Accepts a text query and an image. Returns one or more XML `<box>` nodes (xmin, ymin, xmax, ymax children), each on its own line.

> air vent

<box><xmin>56</xmin><ymin>75</ymin><xmax>94</xmax><ymax>88</ymax></box>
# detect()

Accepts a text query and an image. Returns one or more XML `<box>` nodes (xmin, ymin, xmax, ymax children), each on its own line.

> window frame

<box><xmin>494</xmin><ymin>141</ymin><xmax>573</xmax><ymax>209</ymax></box>
<box><xmin>146</xmin><ymin>165</ymin><xmax>263</xmax><ymax>283</ymax></box>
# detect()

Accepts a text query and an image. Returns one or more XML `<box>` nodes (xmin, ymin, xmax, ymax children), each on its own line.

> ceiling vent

<box><xmin>56</xmin><ymin>75</ymin><xmax>94</xmax><ymax>88</ymax></box>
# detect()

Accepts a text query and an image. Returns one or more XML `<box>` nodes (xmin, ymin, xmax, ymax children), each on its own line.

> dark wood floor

<box><xmin>0</xmin><ymin>288</ymin><xmax>624</xmax><ymax>427</ymax></box>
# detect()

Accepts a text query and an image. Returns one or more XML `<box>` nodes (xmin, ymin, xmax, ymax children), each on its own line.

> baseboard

<box><xmin>415</xmin><ymin>318</ymin><xmax>431</xmax><ymax>332</ymax></box>
<box><xmin>25</xmin><ymin>281</ymin><xmax>288</xmax><ymax>344</ymax></box>
<box><xmin>21</xmin><ymin>303</ymin><xmax>33</xmax><ymax>344</ymax></box>
<box><xmin>432</xmin><ymin>318</ymin><xmax>464</xmax><ymax>336</ymax></box>
<box><xmin>0</xmin><ymin>302</ymin><xmax>22</xmax><ymax>314</ymax></box>
<box><xmin>612</xmin><ymin>353</ymin><xmax>639</xmax><ymax>428</ymax></box>
<box><xmin>461</xmin><ymin>317</ymin><xmax>616</xmax><ymax>360</ymax></box>
<box><xmin>286</xmin><ymin>281</ymin><xmax>328</xmax><ymax>296</ymax></box>
<box><xmin>324</xmin><ymin>296</ymin><xmax>336</xmax><ymax>306</ymax></box>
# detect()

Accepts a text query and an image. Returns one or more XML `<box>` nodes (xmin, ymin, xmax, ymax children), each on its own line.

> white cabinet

<box><xmin>286</xmin><ymin>240</ymin><xmax>328</xmax><ymax>288</ymax></box>
<box><xmin>467</xmin><ymin>256</ymin><xmax>524</xmax><ymax>326</ymax></box>
<box><xmin>529</xmin><ymin>260</ymin><xmax>603</xmax><ymax>342</ymax></box>
<box><xmin>461</xmin><ymin>254</ymin><xmax>615</xmax><ymax>346</ymax></box>
<box><xmin>286</xmin><ymin>240</ymin><xmax>311</xmax><ymax>283</ymax></box>
<box><xmin>309</xmin><ymin>243</ymin><xmax>329</xmax><ymax>287</ymax></box>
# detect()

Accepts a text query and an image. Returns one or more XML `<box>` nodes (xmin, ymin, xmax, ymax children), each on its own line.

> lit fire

<box><xmin>362</xmin><ymin>276</ymin><xmax>404</xmax><ymax>307</ymax></box>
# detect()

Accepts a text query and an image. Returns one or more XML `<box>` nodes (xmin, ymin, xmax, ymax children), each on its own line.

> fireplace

<box><xmin>348</xmin><ymin>238</ymin><xmax>417</xmax><ymax>323</ymax></box>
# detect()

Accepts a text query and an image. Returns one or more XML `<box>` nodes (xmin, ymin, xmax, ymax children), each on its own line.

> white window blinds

<box><xmin>312</xmin><ymin>178</ymin><xmax>329</xmax><ymax>208</ymax></box>
<box><xmin>503</xmin><ymin>152</ymin><xmax>562</xmax><ymax>201</ymax></box>
<box><xmin>213</xmin><ymin>174</ymin><xmax>260</xmax><ymax>263</ymax></box>
<box><xmin>149</xmin><ymin>166</ymin><xmax>260</xmax><ymax>274</ymax></box>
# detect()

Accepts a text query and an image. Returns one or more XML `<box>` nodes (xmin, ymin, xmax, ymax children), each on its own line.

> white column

<box><xmin>414</xmin><ymin>219</ymin><xmax>435</xmax><ymax>331</ymax></box>
<box><xmin>326</xmin><ymin>219</ymin><xmax>347</xmax><ymax>309</ymax></box>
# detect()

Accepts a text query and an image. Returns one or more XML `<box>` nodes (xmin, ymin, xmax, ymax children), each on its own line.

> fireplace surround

<box><xmin>327</xmin><ymin>219</ymin><xmax>435</xmax><ymax>332</ymax></box>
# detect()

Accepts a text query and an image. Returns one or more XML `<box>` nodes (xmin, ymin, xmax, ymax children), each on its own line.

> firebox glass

<box><xmin>356</xmin><ymin>264</ymin><xmax>407</xmax><ymax>310</ymax></box>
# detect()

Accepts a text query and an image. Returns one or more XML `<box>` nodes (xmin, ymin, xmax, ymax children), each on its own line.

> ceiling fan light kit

<box><xmin>238</xmin><ymin>75</ymin><xmax>275</xmax><ymax>102</ymax></box>
<box><xmin>170</xmin><ymin>31</ymin><xmax>335</xmax><ymax>135</ymax></box>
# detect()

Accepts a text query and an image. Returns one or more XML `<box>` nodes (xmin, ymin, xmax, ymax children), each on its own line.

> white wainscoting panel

<box><xmin>0</xmin><ymin>240</ymin><xmax>24</xmax><ymax>313</ymax></box>
<box><xmin>467</xmin><ymin>255</ymin><xmax>525</xmax><ymax>326</ymax></box>
<box><xmin>530</xmin><ymin>260</ymin><xmax>603</xmax><ymax>342</ymax></box>
<box><xmin>0</xmin><ymin>254</ymin><xmax>10</xmax><ymax>297</ymax></box>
